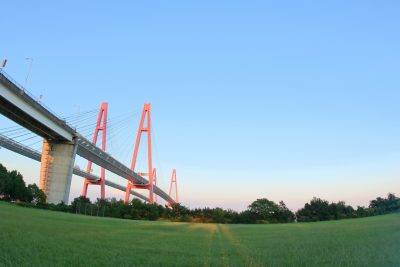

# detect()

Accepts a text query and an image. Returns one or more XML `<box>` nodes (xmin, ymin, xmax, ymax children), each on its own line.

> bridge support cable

<box><xmin>82</xmin><ymin>102</ymin><xmax>108</xmax><ymax>200</ymax></box>
<box><xmin>1</xmin><ymin>70</ymin><xmax>176</xmax><ymax>205</ymax></box>
<box><xmin>125</xmin><ymin>103</ymin><xmax>154</xmax><ymax>204</ymax></box>
<box><xmin>0</xmin><ymin>133</ymin><xmax>149</xmax><ymax>202</ymax></box>
<box><xmin>168</xmin><ymin>169</ymin><xmax>179</xmax><ymax>207</ymax></box>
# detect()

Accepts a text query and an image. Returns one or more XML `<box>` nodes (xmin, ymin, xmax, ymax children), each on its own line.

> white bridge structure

<box><xmin>0</xmin><ymin>70</ymin><xmax>175</xmax><ymax>205</ymax></box>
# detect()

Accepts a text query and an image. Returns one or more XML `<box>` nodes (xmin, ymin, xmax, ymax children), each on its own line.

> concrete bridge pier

<box><xmin>39</xmin><ymin>138</ymin><xmax>78</xmax><ymax>204</ymax></box>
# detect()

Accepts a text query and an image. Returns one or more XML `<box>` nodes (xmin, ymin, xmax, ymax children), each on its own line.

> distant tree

<box><xmin>1</xmin><ymin>169</ymin><xmax>31</xmax><ymax>202</ymax></box>
<box><xmin>355</xmin><ymin>206</ymin><xmax>374</xmax><ymax>217</ymax></box>
<box><xmin>4</xmin><ymin>162</ymin><xmax>400</xmax><ymax>225</ymax></box>
<box><xmin>130</xmin><ymin>198</ymin><xmax>145</xmax><ymax>219</ymax></box>
<box><xmin>369</xmin><ymin>193</ymin><xmax>400</xmax><ymax>214</ymax></box>
<box><xmin>71</xmin><ymin>196</ymin><xmax>91</xmax><ymax>214</ymax></box>
<box><xmin>145</xmin><ymin>204</ymin><xmax>160</xmax><ymax>221</ymax></box>
<box><xmin>296</xmin><ymin>197</ymin><xmax>331</xmax><ymax>222</ymax></box>
<box><xmin>170</xmin><ymin>203</ymin><xmax>190</xmax><ymax>219</ymax></box>
<box><xmin>276</xmin><ymin>201</ymin><xmax>295</xmax><ymax>223</ymax></box>
<box><xmin>238</xmin><ymin>210</ymin><xmax>257</xmax><ymax>224</ymax></box>
<box><xmin>212</xmin><ymin>208</ymin><xmax>226</xmax><ymax>223</ymax></box>
<box><xmin>27</xmin><ymin>184</ymin><xmax>46</xmax><ymax>204</ymax></box>
<box><xmin>247</xmin><ymin>198</ymin><xmax>294</xmax><ymax>223</ymax></box>
<box><xmin>386</xmin><ymin>193</ymin><xmax>400</xmax><ymax>212</ymax></box>
<box><xmin>0</xmin><ymin>164</ymin><xmax>9</xmax><ymax>199</ymax></box>
<box><xmin>328</xmin><ymin>201</ymin><xmax>355</xmax><ymax>220</ymax></box>
<box><xmin>0</xmin><ymin>164</ymin><xmax>32</xmax><ymax>202</ymax></box>
<box><xmin>224</xmin><ymin>209</ymin><xmax>241</xmax><ymax>224</ymax></box>
<box><xmin>0</xmin><ymin>164</ymin><xmax>7</xmax><ymax>174</ymax></box>
<box><xmin>248</xmin><ymin>198</ymin><xmax>279</xmax><ymax>223</ymax></box>
<box><xmin>106</xmin><ymin>198</ymin><xmax>128</xmax><ymax>218</ymax></box>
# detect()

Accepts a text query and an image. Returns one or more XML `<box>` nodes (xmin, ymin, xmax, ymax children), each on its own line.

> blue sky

<box><xmin>1</xmin><ymin>1</ymin><xmax>399</xmax><ymax>210</ymax></box>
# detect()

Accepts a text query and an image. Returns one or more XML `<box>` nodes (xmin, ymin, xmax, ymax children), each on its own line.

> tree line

<box><xmin>0</xmin><ymin>164</ymin><xmax>46</xmax><ymax>204</ymax></box>
<box><xmin>295</xmin><ymin>195</ymin><xmax>400</xmax><ymax>222</ymax></box>
<box><xmin>1</xmin><ymin>163</ymin><xmax>399</xmax><ymax>224</ymax></box>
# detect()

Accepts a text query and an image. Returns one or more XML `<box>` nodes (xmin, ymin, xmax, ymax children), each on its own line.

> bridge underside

<box><xmin>0</xmin><ymin>71</ymin><xmax>175</xmax><ymax>205</ymax></box>
<box><xmin>0</xmin><ymin>96</ymin><xmax>65</xmax><ymax>141</ymax></box>
<box><xmin>0</xmin><ymin>74</ymin><xmax>75</xmax><ymax>142</ymax></box>
<box><xmin>0</xmin><ymin>133</ymin><xmax>149</xmax><ymax>202</ymax></box>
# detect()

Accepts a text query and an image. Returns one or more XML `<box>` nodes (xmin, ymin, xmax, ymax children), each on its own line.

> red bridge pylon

<box><xmin>125</xmin><ymin>103</ymin><xmax>154</xmax><ymax>204</ymax></box>
<box><xmin>153</xmin><ymin>168</ymin><xmax>157</xmax><ymax>204</ymax></box>
<box><xmin>168</xmin><ymin>169</ymin><xmax>178</xmax><ymax>206</ymax></box>
<box><xmin>82</xmin><ymin>102</ymin><xmax>108</xmax><ymax>200</ymax></box>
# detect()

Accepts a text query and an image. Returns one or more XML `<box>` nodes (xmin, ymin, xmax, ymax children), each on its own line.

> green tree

<box><xmin>145</xmin><ymin>204</ymin><xmax>160</xmax><ymax>221</ymax></box>
<box><xmin>130</xmin><ymin>198</ymin><xmax>145</xmax><ymax>219</ymax></box>
<box><xmin>276</xmin><ymin>201</ymin><xmax>295</xmax><ymax>223</ymax></box>
<box><xmin>170</xmin><ymin>203</ymin><xmax>190</xmax><ymax>219</ymax></box>
<box><xmin>212</xmin><ymin>208</ymin><xmax>226</xmax><ymax>223</ymax></box>
<box><xmin>71</xmin><ymin>196</ymin><xmax>91</xmax><ymax>214</ymax></box>
<box><xmin>238</xmin><ymin>210</ymin><xmax>256</xmax><ymax>224</ymax></box>
<box><xmin>27</xmin><ymin>184</ymin><xmax>46</xmax><ymax>204</ymax></box>
<box><xmin>3</xmin><ymin>170</ymin><xmax>31</xmax><ymax>201</ymax></box>
<box><xmin>369</xmin><ymin>193</ymin><xmax>400</xmax><ymax>214</ymax></box>
<box><xmin>248</xmin><ymin>198</ymin><xmax>280</xmax><ymax>223</ymax></box>
<box><xmin>296</xmin><ymin>197</ymin><xmax>331</xmax><ymax>222</ymax></box>
<box><xmin>0</xmin><ymin>164</ymin><xmax>9</xmax><ymax>198</ymax></box>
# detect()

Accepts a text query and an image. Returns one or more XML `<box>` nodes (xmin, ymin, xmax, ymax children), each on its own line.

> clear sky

<box><xmin>1</xmin><ymin>1</ymin><xmax>399</xmax><ymax>211</ymax></box>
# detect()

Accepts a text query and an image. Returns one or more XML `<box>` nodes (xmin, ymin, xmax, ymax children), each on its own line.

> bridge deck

<box><xmin>0</xmin><ymin>133</ymin><xmax>149</xmax><ymax>202</ymax></box>
<box><xmin>0</xmin><ymin>71</ymin><xmax>175</xmax><ymax>205</ymax></box>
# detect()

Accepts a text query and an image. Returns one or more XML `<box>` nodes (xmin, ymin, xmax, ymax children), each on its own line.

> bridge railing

<box><xmin>0</xmin><ymin>133</ymin><xmax>150</xmax><ymax>202</ymax></box>
<box><xmin>0</xmin><ymin>70</ymin><xmax>176</xmax><ymax>205</ymax></box>
<box><xmin>0</xmin><ymin>70</ymin><xmax>65</xmax><ymax>120</ymax></box>
<box><xmin>0</xmin><ymin>133</ymin><xmax>42</xmax><ymax>161</ymax></box>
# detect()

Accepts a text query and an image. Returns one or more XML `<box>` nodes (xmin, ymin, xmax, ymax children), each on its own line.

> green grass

<box><xmin>0</xmin><ymin>202</ymin><xmax>399</xmax><ymax>267</ymax></box>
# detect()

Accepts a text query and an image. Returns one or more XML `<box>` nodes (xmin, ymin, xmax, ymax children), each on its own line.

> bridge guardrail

<box><xmin>0</xmin><ymin>70</ymin><xmax>175</xmax><ymax>205</ymax></box>
<box><xmin>0</xmin><ymin>133</ymin><xmax>150</xmax><ymax>202</ymax></box>
<box><xmin>0</xmin><ymin>70</ymin><xmax>78</xmax><ymax>134</ymax></box>
<box><xmin>0</xmin><ymin>70</ymin><xmax>62</xmax><ymax>120</ymax></box>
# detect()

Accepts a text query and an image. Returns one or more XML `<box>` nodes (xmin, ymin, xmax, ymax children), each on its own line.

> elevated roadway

<box><xmin>0</xmin><ymin>71</ymin><xmax>173</xmax><ymax>204</ymax></box>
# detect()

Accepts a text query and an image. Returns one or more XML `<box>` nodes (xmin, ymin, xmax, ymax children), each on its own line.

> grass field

<box><xmin>0</xmin><ymin>202</ymin><xmax>399</xmax><ymax>267</ymax></box>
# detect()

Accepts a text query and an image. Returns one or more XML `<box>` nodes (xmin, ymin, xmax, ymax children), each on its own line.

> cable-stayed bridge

<box><xmin>0</xmin><ymin>133</ymin><xmax>150</xmax><ymax>202</ymax></box>
<box><xmin>0</xmin><ymin>70</ymin><xmax>178</xmax><ymax>205</ymax></box>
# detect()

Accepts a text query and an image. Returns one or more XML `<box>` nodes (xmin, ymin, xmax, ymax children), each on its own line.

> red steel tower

<box><xmin>169</xmin><ymin>169</ymin><xmax>179</xmax><ymax>205</ymax></box>
<box><xmin>124</xmin><ymin>103</ymin><xmax>154</xmax><ymax>204</ymax></box>
<box><xmin>82</xmin><ymin>102</ymin><xmax>108</xmax><ymax>200</ymax></box>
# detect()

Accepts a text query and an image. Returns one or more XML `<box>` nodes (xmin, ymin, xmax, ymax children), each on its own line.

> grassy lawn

<box><xmin>0</xmin><ymin>201</ymin><xmax>399</xmax><ymax>267</ymax></box>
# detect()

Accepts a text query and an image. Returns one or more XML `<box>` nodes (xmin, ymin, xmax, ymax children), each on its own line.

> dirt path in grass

<box><xmin>218</xmin><ymin>224</ymin><xmax>263</xmax><ymax>267</ymax></box>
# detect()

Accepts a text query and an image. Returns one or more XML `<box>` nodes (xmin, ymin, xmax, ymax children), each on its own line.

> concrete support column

<box><xmin>39</xmin><ymin>138</ymin><xmax>77</xmax><ymax>204</ymax></box>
